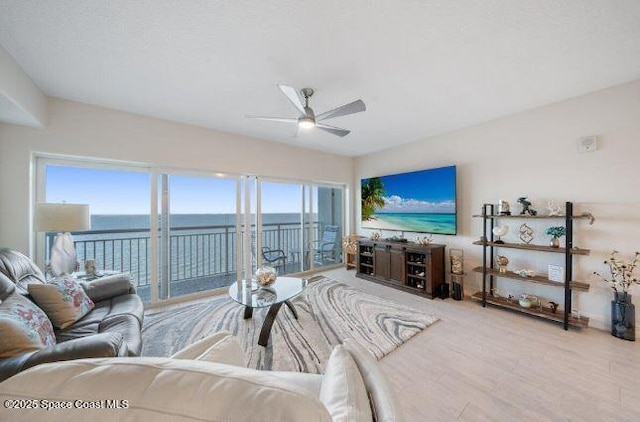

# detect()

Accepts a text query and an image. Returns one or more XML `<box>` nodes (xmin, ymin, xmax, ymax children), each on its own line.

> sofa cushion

<box><xmin>344</xmin><ymin>338</ymin><xmax>405</xmax><ymax>422</ymax></box>
<box><xmin>320</xmin><ymin>344</ymin><xmax>373</xmax><ymax>422</ymax></box>
<box><xmin>99</xmin><ymin>315</ymin><xmax>142</xmax><ymax>356</ymax></box>
<box><xmin>0</xmin><ymin>276</ymin><xmax>16</xmax><ymax>301</ymax></box>
<box><xmin>54</xmin><ymin>294</ymin><xmax>143</xmax><ymax>351</ymax></box>
<box><xmin>0</xmin><ymin>357</ymin><xmax>333</xmax><ymax>422</ymax></box>
<box><xmin>171</xmin><ymin>331</ymin><xmax>246</xmax><ymax>367</ymax></box>
<box><xmin>28</xmin><ymin>276</ymin><xmax>95</xmax><ymax>329</ymax></box>
<box><xmin>0</xmin><ymin>294</ymin><xmax>56</xmax><ymax>358</ymax></box>
<box><xmin>0</xmin><ymin>248</ymin><xmax>47</xmax><ymax>296</ymax></box>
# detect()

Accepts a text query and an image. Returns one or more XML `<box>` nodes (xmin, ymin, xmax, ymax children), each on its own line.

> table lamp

<box><xmin>34</xmin><ymin>203</ymin><xmax>91</xmax><ymax>276</ymax></box>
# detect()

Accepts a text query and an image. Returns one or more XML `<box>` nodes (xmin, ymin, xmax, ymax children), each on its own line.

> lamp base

<box><xmin>50</xmin><ymin>232</ymin><xmax>78</xmax><ymax>276</ymax></box>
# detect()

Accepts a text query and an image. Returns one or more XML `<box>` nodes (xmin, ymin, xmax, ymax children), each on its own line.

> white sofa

<box><xmin>0</xmin><ymin>331</ymin><xmax>404</xmax><ymax>421</ymax></box>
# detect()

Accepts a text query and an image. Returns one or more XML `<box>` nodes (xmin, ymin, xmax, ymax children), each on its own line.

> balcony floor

<box><xmin>135</xmin><ymin>260</ymin><xmax>314</xmax><ymax>302</ymax></box>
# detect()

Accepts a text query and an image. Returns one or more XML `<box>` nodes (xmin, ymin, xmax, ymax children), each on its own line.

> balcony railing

<box><xmin>44</xmin><ymin>222</ymin><xmax>324</xmax><ymax>290</ymax></box>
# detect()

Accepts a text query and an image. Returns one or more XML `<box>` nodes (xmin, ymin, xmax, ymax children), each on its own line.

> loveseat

<box><xmin>0</xmin><ymin>248</ymin><xmax>144</xmax><ymax>382</ymax></box>
<box><xmin>0</xmin><ymin>331</ymin><xmax>405</xmax><ymax>421</ymax></box>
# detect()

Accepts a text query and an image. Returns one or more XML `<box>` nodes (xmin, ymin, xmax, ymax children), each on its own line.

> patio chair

<box><xmin>261</xmin><ymin>246</ymin><xmax>287</xmax><ymax>273</ymax></box>
<box><xmin>312</xmin><ymin>225</ymin><xmax>340</xmax><ymax>266</ymax></box>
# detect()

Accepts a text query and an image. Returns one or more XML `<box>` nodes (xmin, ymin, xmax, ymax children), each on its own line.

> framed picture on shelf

<box><xmin>449</xmin><ymin>249</ymin><xmax>464</xmax><ymax>275</ymax></box>
<box><xmin>548</xmin><ymin>264</ymin><xmax>564</xmax><ymax>282</ymax></box>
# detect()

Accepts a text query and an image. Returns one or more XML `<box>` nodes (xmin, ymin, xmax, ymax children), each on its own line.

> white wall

<box><xmin>355</xmin><ymin>79</ymin><xmax>640</xmax><ymax>332</ymax></box>
<box><xmin>0</xmin><ymin>44</ymin><xmax>47</xmax><ymax>126</ymax></box>
<box><xmin>0</xmin><ymin>97</ymin><xmax>353</xmax><ymax>253</ymax></box>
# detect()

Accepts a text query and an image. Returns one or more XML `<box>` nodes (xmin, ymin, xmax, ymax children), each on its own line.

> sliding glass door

<box><xmin>314</xmin><ymin>185</ymin><xmax>344</xmax><ymax>267</ymax></box>
<box><xmin>40</xmin><ymin>162</ymin><xmax>153</xmax><ymax>301</ymax></box>
<box><xmin>158</xmin><ymin>174</ymin><xmax>239</xmax><ymax>299</ymax></box>
<box><xmin>258</xmin><ymin>181</ymin><xmax>305</xmax><ymax>274</ymax></box>
<box><xmin>37</xmin><ymin>157</ymin><xmax>346</xmax><ymax>304</ymax></box>
<box><xmin>258</xmin><ymin>179</ymin><xmax>345</xmax><ymax>273</ymax></box>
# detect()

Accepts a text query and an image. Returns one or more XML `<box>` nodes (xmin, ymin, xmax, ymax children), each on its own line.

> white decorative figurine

<box><xmin>547</xmin><ymin>200</ymin><xmax>562</xmax><ymax>216</ymax></box>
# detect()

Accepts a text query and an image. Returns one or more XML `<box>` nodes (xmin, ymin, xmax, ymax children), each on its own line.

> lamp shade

<box><xmin>34</xmin><ymin>203</ymin><xmax>91</xmax><ymax>232</ymax></box>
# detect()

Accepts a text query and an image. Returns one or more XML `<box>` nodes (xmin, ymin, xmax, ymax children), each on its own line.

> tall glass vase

<box><xmin>611</xmin><ymin>292</ymin><xmax>635</xmax><ymax>341</ymax></box>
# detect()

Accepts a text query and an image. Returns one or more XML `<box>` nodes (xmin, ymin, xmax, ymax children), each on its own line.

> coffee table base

<box><xmin>243</xmin><ymin>300</ymin><xmax>298</xmax><ymax>347</ymax></box>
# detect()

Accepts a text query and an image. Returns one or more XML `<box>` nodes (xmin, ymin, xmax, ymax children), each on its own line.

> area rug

<box><xmin>142</xmin><ymin>276</ymin><xmax>438</xmax><ymax>373</ymax></box>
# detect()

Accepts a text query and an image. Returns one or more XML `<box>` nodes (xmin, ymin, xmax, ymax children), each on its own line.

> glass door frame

<box><xmin>256</xmin><ymin>176</ymin><xmax>347</xmax><ymax>273</ymax></box>
<box><xmin>33</xmin><ymin>155</ymin><xmax>152</xmax><ymax>273</ymax></box>
<box><xmin>152</xmin><ymin>168</ymin><xmax>245</xmax><ymax>303</ymax></box>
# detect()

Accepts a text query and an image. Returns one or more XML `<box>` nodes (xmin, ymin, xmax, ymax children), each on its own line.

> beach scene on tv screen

<box><xmin>361</xmin><ymin>165</ymin><xmax>456</xmax><ymax>235</ymax></box>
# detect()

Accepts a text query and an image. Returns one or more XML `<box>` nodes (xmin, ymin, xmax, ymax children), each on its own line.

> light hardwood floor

<box><xmin>322</xmin><ymin>267</ymin><xmax>640</xmax><ymax>422</ymax></box>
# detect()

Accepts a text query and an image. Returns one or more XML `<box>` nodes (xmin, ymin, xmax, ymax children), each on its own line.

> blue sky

<box><xmin>46</xmin><ymin>166</ymin><xmax>317</xmax><ymax>214</ymax></box>
<box><xmin>362</xmin><ymin>165</ymin><xmax>456</xmax><ymax>214</ymax></box>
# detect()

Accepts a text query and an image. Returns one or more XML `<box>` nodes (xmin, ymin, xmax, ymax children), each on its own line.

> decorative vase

<box><xmin>611</xmin><ymin>292</ymin><xmax>635</xmax><ymax>341</ymax></box>
<box><xmin>549</xmin><ymin>237</ymin><xmax>560</xmax><ymax>248</ymax></box>
<box><xmin>255</xmin><ymin>265</ymin><xmax>277</xmax><ymax>287</ymax></box>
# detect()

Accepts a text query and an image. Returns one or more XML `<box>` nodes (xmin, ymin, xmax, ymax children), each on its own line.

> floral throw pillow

<box><xmin>0</xmin><ymin>294</ymin><xmax>57</xmax><ymax>358</ymax></box>
<box><xmin>28</xmin><ymin>276</ymin><xmax>95</xmax><ymax>329</ymax></box>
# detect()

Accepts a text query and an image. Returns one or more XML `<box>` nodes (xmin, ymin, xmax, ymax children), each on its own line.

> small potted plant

<box><xmin>594</xmin><ymin>250</ymin><xmax>640</xmax><ymax>341</ymax></box>
<box><xmin>545</xmin><ymin>226</ymin><xmax>566</xmax><ymax>248</ymax></box>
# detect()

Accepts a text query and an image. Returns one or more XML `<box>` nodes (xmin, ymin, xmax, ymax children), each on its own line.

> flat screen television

<box><xmin>361</xmin><ymin>165</ymin><xmax>457</xmax><ymax>235</ymax></box>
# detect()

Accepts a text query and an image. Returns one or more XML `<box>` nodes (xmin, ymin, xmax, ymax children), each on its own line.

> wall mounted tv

<box><xmin>361</xmin><ymin>165</ymin><xmax>457</xmax><ymax>235</ymax></box>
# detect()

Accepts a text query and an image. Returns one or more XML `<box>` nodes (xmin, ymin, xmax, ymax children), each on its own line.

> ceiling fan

<box><xmin>245</xmin><ymin>85</ymin><xmax>366</xmax><ymax>137</ymax></box>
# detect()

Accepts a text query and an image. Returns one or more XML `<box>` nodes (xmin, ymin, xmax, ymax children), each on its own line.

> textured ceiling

<box><xmin>1</xmin><ymin>1</ymin><xmax>640</xmax><ymax>156</ymax></box>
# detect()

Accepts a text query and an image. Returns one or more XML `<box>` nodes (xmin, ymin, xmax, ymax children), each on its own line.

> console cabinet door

<box><xmin>374</xmin><ymin>246</ymin><xmax>390</xmax><ymax>279</ymax></box>
<box><xmin>389</xmin><ymin>248</ymin><xmax>405</xmax><ymax>283</ymax></box>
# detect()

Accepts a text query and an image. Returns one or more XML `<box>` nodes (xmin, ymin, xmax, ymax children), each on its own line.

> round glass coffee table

<box><xmin>229</xmin><ymin>277</ymin><xmax>308</xmax><ymax>347</ymax></box>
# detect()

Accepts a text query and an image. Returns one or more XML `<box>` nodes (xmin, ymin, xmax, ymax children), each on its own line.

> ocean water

<box><xmin>364</xmin><ymin>212</ymin><xmax>456</xmax><ymax>234</ymax></box>
<box><xmin>90</xmin><ymin>213</ymin><xmax>303</xmax><ymax>231</ymax></box>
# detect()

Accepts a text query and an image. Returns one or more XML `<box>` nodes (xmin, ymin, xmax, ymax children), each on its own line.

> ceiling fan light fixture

<box><xmin>298</xmin><ymin>117</ymin><xmax>315</xmax><ymax>129</ymax></box>
<box><xmin>246</xmin><ymin>84</ymin><xmax>365</xmax><ymax>137</ymax></box>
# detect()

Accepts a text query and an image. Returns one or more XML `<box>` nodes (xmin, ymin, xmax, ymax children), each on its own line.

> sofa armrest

<box><xmin>0</xmin><ymin>333</ymin><xmax>126</xmax><ymax>382</ymax></box>
<box><xmin>81</xmin><ymin>273</ymin><xmax>136</xmax><ymax>301</ymax></box>
<box><xmin>343</xmin><ymin>338</ymin><xmax>405</xmax><ymax>422</ymax></box>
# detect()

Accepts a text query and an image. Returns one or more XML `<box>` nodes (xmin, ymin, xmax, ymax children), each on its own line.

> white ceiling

<box><xmin>1</xmin><ymin>1</ymin><xmax>640</xmax><ymax>157</ymax></box>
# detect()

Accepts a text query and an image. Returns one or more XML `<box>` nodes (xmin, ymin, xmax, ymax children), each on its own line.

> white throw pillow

<box><xmin>28</xmin><ymin>276</ymin><xmax>94</xmax><ymax>329</ymax></box>
<box><xmin>320</xmin><ymin>345</ymin><xmax>373</xmax><ymax>422</ymax></box>
<box><xmin>195</xmin><ymin>334</ymin><xmax>246</xmax><ymax>366</ymax></box>
<box><xmin>171</xmin><ymin>331</ymin><xmax>246</xmax><ymax>367</ymax></box>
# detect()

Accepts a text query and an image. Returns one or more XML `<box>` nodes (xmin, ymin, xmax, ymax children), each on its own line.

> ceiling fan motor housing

<box><xmin>300</xmin><ymin>88</ymin><xmax>314</xmax><ymax>99</ymax></box>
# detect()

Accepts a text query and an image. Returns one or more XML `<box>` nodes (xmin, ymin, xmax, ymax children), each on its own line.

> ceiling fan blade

<box><xmin>316</xmin><ymin>123</ymin><xmax>351</xmax><ymax>137</ymax></box>
<box><xmin>245</xmin><ymin>115</ymin><xmax>298</xmax><ymax>123</ymax></box>
<box><xmin>316</xmin><ymin>99</ymin><xmax>366</xmax><ymax>121</ymax></box>
<box><xmin>277</xmin><ymin>84</ymin><xmax>306</xmax><ymax>116</ymax></box>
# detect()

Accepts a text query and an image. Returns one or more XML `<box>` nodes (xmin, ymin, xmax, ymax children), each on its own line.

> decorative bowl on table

<box><xmin>255</xmin><ymin>265</ymin><xmax>277</xmax><ymax>287</ymax></box>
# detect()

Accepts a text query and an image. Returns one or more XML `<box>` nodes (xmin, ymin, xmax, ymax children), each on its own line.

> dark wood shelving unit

<box><xmin>470</xmin><ymin>266</ymin><xmax>590</xmax><ymax>292</ymax></box>
<box><xmin>470</xmin><ymin>292</ymin><xmax>589</xmax><ymax>328</ymax></box>
<box><xmin>356</xmin><ymin>239</ymin><xmax>444</xmax><ymax>298</ymax></box>
<box><xmin>472</xmin><ymin>214</ymin><xmax>592</xmax><ymax>220</ymax></box>
<box><xmin>473</xmin><ymin>202</ymin><xmax>590</xmax><ymax>330</ymax></box>
<box><xmin>471</xmin><ymin>240</ymin><xmax>590</xmax><ymax>255</ymax></box>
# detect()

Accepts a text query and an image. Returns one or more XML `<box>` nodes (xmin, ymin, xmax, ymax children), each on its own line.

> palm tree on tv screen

<box><xmin>361</xmin><ymin>177</ymin><xmax>385</xmax><ymax>221</ymax></box>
